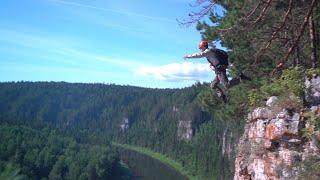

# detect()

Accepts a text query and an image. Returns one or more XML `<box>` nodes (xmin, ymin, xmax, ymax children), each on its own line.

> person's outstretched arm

<box><xmin>183</xmin><ymin>49</ymin><xmax>210</xmax><ymax>59</ymax></box>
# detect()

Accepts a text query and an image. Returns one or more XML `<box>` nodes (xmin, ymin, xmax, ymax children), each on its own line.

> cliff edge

<box><xmin>234</xmin><ymin>76</ymin><xmax>320</xmax><ymax>180</ymax></box>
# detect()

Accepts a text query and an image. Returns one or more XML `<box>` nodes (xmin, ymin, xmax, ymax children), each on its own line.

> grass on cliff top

<box><xmin>112</xmin><ymin>142</ymin><xmax>199</xmax><ymax>180</ymax></box>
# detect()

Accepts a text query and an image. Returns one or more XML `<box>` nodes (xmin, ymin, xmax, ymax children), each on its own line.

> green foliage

<box><xmin>0</xmin><ymin>82</ymin><xmax>223</xmax><ymax>179</ymax></box>
<box><xmin>245</xmin><ymin>67</ymin><xmax>306</xmax><ymax>109</ymax></box>
<box><xmin>278</xmin><ymin>67</ymin><xmax>305</xmax><ymax>97</ymax></box>
<box><xmin>194</xmin><ymin>83</ymin><xmax>253</xmax><ymax>178</ymax></box>
<box><xmin>113</xmin><ymin>143</ymin><xmax>197</xmax><ymax>180</ymax></box>
<box><xmin>196</xmin><ymin>86</ymin><xmax>218</xmax><ymax>112</ymax></box>
<box><xmin>198</xmin><ymin>81</ymin><xmax>251</xmax><ymax>123</ymax></box>
<box><xmin>261</xmin><ymin>67</ymin><xmax>305</xmax><ymax>97</ymax></box>
<box><xmin>248</xmin><ymin>89</ymin><xmax>264</xmax><ymax>107</ymax></box>
<box><xmin>302</xmin><ymin>111</ymin><xmax>320</xmax><ymax>141</ymax></box>
<box><xmin>306</xmin><ymin>68</ymin><xmax>320</xmax><ymax>78</ymax></box>
<box><xmin>0</xmin><ymin>163</ymin><xmax>26</xmax><ymax>180</ymax></box>
<box><xmin>0</xmin><ymin>124</ymin><xmax>128</xmax><ymax>179</ymax></box>
<box><xmin>297</xmin><ymin>156</ymin><xmax>320</xmax><ymax>179</ymax></box>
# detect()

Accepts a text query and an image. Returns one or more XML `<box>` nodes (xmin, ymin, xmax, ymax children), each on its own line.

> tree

<box><xmin>180</xmin><ymin>0</ymin><xmax>319</xmax><ymax>76</ymax></box>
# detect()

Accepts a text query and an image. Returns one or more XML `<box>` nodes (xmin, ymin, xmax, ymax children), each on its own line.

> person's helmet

<box><xmin>198</xmin><ymin>40</ymin><xmax>208</xmax><ymax>49</ymax></box>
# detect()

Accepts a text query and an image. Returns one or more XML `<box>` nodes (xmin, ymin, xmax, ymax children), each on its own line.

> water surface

<box><xmin>119</xmin><ymin>149</ymin><xmax>188</xmax><ymax>180</ymax></box>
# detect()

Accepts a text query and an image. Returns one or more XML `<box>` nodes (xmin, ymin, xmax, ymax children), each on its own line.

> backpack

<box><xmin>210</xmin><ymin>48</ymin><xmax>229</xmax><ymax>66</ymax></box>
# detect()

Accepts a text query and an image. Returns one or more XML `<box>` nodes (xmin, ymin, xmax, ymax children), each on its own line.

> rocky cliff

<box><xmin>234</xmin><ymin>76</ymin><xmax>320</xmax><ymax>180</ymax></box>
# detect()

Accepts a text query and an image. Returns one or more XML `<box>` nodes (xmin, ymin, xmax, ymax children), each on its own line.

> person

<box><xmin>183</xmin><ymin>40</ymin><xmax>250</xmax><ymax>103</ymax></box>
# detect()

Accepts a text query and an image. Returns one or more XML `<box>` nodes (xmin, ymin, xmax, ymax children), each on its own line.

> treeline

<box><xmin>0</xmin><ymin>124</ymin><xmax>130</xmax><ymax>180</ymax></box>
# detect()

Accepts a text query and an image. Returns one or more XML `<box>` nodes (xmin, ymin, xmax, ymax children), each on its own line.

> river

<box><xmin>118</xmin><ymin>149</ymin><xmax>189</xmax><ymax>180</ymax></box>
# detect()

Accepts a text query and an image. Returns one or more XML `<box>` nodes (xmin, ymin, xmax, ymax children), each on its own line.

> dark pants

<box><xmin>210</xmin><ymin>67</ymin><xmax>229</xmax><ymax>97</ymax></box>
<box><xmin>210</xmin><ymin>66</ymin><xmax>242</xmax><ymax>97</ymax></box>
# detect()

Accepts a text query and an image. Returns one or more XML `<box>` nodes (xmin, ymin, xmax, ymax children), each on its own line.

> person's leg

<box><xmin>229</xmin><ymin>77</ymin><xmax>240</xmax><ymax>87</ymax></box>
<box><xmin>217</xmin><ymin>69</ymin><xmax>230</xmax><ymax>90</ymax></box>
<box><xmin>210</xmin><ymin>75</ymin><xmax>219</xmax><ymax>90</ymax></box>
<box><xmin>211</xmin><ymin>72</ymin><xmax>228</xmax><ymax>103</ymax></box>
<box><xmin>228</xmin><ymin>72</ymin><xmax>251</xmax><ymax>87</ymax></box>
<box><xmin>239</xmin><ymin>72</ymin><xmax>252</xmax><ymax>81</ymax></box>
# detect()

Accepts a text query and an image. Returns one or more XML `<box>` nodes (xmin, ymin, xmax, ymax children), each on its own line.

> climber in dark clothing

<box><xmin>183</xmin><ymin>40</ymin><xmax>250</xmax><ymax>103</ymax></box>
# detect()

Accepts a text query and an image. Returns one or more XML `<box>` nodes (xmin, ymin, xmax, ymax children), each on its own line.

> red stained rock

<box><xmin>265</xmin><ymin>124</ymin><xmax>277</xmax><ymax>140</ymax></box>
<box><xmin>265</xmin><ymin>119</ymin><xmax>287</xmax><ymax>140</ymax></box>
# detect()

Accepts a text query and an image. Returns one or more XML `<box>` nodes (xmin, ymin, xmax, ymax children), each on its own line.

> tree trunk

<box><xmin>295</xmin><ymin>44</ymin><xmax>301</xmax><ymax>66</ymax></box>
<box><xmin>309</xmin><ymin>14</ymin><xmax>317</xmax><ymax>68</ymax></box>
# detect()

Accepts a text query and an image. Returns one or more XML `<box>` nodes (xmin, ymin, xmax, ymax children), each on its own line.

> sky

<box><xmin>0</xmin><ymin>0</ymin><xmax>218</xmax><ymax>88</ymax></box>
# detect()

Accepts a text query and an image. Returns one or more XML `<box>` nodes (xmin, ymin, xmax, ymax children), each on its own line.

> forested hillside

<box><xmin>0</xmin><ymin>82</ymin><xmax>238</xmax><ymax>179</ymax></box>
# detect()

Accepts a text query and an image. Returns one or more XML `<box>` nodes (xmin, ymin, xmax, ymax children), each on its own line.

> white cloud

<box><xmin>135</xmin><ymin>62</ymin><xmax>211</xmax><ymax>82</ymax></box>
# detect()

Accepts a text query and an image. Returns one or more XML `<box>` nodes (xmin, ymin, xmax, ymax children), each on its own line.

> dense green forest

<box><xmin>0</xmin><ymin>124</ymin><xmax>130</xmax><ymax>180</ymax></box>
<box><xmin>1</xmin><ymin>0</ymin><xmax>319</xmax><ymax>179</ymax></box>
<box><xmin>0</xmin><ymin>82</ymin><xmax>236</xmax><ymax>179</ymax></box>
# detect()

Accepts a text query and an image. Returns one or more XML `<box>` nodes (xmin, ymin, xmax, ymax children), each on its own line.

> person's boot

<box><xmin>216</xmin><ymin>91</ymin><xmax>228</xmax><ymax>103</ymax></box>
<box><xmin>239</xmin><ymin>72</ymin><xmax>252</xmax><ymax>81</ymax></box>
<box><xmin>221</xmin><ymin>94</ymin><xmax>228</xmax><ymax>103</ymax></box>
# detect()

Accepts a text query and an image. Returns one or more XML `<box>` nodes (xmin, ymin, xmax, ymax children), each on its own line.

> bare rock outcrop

<box><xmin>234</xmin><ymin>99</ymin><xmax>320</xmax><ymax>180</ymax></box>
<box><xmin>120</xmin><ymin>117</ymin><xmax>130</xmax><ymax>131</ymax></box>
<box><xmin>177</xmin><ymin>120</ymin><xmax>193</xmax><ymax>141</ymax></box>
<box><xmin>234</xmin><ymin>75</ymin><xmax>320</xmax><ymax>180</ymax></box>
<box><xmin>305</xmin><ymin>75</ymin><xmax>320</xmax><ymax>105</ymax></box>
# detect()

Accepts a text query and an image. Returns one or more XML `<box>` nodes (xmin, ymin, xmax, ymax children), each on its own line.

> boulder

<box><xmin>266</xmin><ymin>96</ymin><xmax>278</xmax><ymax>107</ymax></box>
<box><xmin>248</xmin><ymin>107</ymin><xmax>272</xmax><ymax>122</ymax></box>
<box><xmin>305</xmin><ymin>76</ymin><xmax>320</xmax><ymax>105</ymax></box>
<box><xmin>286</xmin><ymin>113</ymin><xmax>300</xmax><ymax>135</ymax></box>
<box><xmin>310</xmin><ymin>105</ymin><xmax>320</xmax><ymax>116</ymax></box>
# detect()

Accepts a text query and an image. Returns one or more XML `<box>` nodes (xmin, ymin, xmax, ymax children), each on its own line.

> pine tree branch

<box><xmin>309</xmin><ymin>14</ymin><xmax>317</xmax><ymax>68</ymax></box>
<box><xmin>255</xmin><ymin>0</ymin><xmax>293</xmax><ymax>63</ymax></box>
<box><xmin>178</xmin><ymin>1</ymin><xmax>216</xmax><ymax>27</ymax></box>
<box><xmin>271</xmin><ymin>0</ymin><xmax>317</xmax><ymax>75</ymax></box>
<box><xmin>245</xmin><ymin>1</ymin><xmax>264</xmax><ymax>20</ymax></box>
<box><xmin>251</xmin><ymin>0</ymin><xmax>273</xmax><ymax>25</ymax></box>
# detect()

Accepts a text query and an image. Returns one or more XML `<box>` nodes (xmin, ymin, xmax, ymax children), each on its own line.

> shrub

<box><xmin>302</xmin><ymin>111</ymin><xmax>320</xmax><ymax>142</ymax></box>
<box><xmin>297</xmin><ymin>156</ymin><xmax>320</xmax><ymax>179</ymax></box>
<box><xmin>248</xmin><ymin>89</ymin><xmax>264</xmax><ymax>107</ymax></box>
<box><xmin>306</xmin><ymin>68</ymin><xmax>320</xmax><ymax>79</ymax></box>
<box><xmin>248</xmin><ymin>66</ymin><xmax>305</xmax><ymax>108</ymax></box>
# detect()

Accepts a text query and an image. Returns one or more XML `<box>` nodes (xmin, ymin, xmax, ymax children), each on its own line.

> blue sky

<box><xmin>0</xmin><ymin>0</ymin><xmax>217</xmax><ymax>88</ymax></box>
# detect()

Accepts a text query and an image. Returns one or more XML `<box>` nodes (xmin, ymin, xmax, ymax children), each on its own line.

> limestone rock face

<box><xmin>177</xmin><ymin>120</ymin><xmax>193</xmax><ymax>141</ymax></box>
<box><xmin>234</xmin><ymin>98</ymin><xmax>320</xmax><ymax>180</ymax></box>
<box><xmin>305</xmin><ymin>75</ymin><xmax>320</xmax><ymax>105</ymax></box>
<box><xmin>248</xmin><ymin>107</ymin><xmax>272</xmax><ymax>122</ymax></box>
<box><xmin>120</xmin><ymin>117</ymin><xmax>130</xmax><ymax>131</ymax></box>
<box><xmin>222</xmin><ymin>128</ymin><xmax>234</xmax><ymax>159</ymax></box>
<box><xmin>266</xmin><ymin>96</ymin><xmax>279</xmax><ymax>107</ymax></box>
